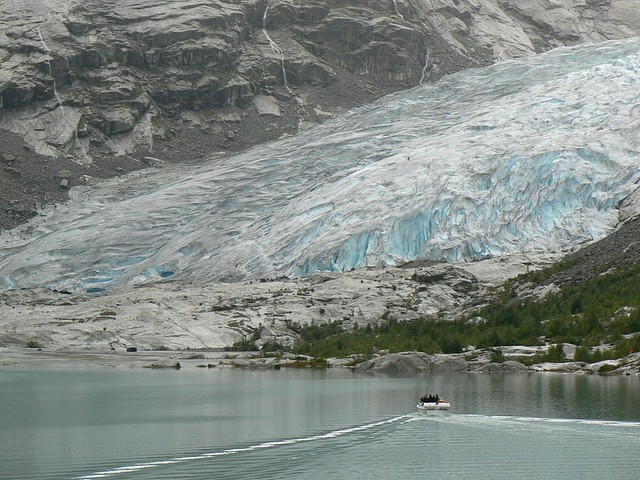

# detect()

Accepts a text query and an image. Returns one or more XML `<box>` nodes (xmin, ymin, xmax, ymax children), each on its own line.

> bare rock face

<box><xmin>0</xmin><ymin>261</ymin><xmax>504</xmax><ymax>352</ymax></box>
<box><xmin>2</xmin><ymin>0</ymin><xmax>640</xmax><ymax>160</ymax></box>
<box><xmin>0</xmin><ymin>0</ymin><xmax>425</xmax><ymax>159</ymax></box>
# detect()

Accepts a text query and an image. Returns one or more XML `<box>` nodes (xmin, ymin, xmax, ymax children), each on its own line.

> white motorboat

<box><xmin>416</xmin><ymin>401</ymin><xmax>451</xmax><ymax>412</ymax></box>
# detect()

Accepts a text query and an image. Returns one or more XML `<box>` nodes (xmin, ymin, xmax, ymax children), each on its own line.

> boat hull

<box><xmin>416</xmin><ymin>402</ymin><xmax>451</xmax><ymax>412</ymax></box>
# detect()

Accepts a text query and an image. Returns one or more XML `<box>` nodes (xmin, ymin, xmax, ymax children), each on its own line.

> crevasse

<box><xmin>1</xmin><ymin>39</ymin><xmax>639</xmax><ymax>292</ymax></box>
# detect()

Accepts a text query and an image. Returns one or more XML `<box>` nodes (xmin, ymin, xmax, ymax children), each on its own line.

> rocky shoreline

<box><xmin>2</xmin><ymin>347</ymin><xmax>639</xmax><ymax>377</ymax></box>
<box><xmin>351</xmin><ymin>350</ymin><xmax>640</xmax><ymax>376</ymax></box>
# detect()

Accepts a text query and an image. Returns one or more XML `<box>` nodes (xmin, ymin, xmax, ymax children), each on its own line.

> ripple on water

<box><xmin>69</xmin><ymin>414</ymin><xmax>640</xmax><ymax>480</ymax></box>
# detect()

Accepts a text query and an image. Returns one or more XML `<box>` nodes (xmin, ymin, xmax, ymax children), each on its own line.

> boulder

<box><xmin>610</xmin><ymin>353</ymin><xmax>640</xmax><ymax>375</ymax></box>
<box><xmin>254</xmin><ymin>95</ymin><xmax>281</xmax><ymax>117</ymax></box>
<box><xmin>582</xmin><ymin>360</ymin><xmax>620</xmax><ymax>375</ymax></box>
<box><xmin>144</xmin><ymin>361</ymin><xmax>181</xmax><ymax>369</ymax></box>
<box><xmin>432</xmin><ymin>355</ymin><xmax>468</xmax><ymax>372</ymax></box>
<box><xmin>100</xmin><ymin>108</ymin><xmax>136</xmax><ymax>134</ymax></box>
<box><xmin>353</xmin><ymin>351</ymin><xmax>435</xmax><ymax>374</ymax></box>
<box><xmin>0</xmin><ymin>106</ymin><xmax>83</xmax><ymax>156</ymax></box>
<box><xmin>477</xmin><ymin>361</ymin><xmax>528</xmax><ymax>373</ymax></box>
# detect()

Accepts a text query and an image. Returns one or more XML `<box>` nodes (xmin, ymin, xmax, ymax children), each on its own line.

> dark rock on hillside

<box><xmin>1</xmin><ymin>0</ymin><xmax>639</xmax><ymax>231</ymax></box>
<box><xmin>0</xmin><ymin>131</ymin><xmax>138</xmax><ymax>230</ymax></box>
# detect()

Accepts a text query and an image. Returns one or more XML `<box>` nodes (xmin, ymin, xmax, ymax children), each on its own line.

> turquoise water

<box><xmin>1</xmin><ymin>368</ymin><xmax>639</xmax><ymax>479</ymax></box>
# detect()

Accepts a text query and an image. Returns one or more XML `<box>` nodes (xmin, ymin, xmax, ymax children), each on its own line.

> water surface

<box><xmin>1</xmin><ymin>368</ymin><xmax>638</xmax><ymax>479</ymax></box>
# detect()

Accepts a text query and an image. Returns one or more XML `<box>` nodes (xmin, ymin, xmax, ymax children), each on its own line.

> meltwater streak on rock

<box><xmin>1</xmin><ymin>39</ymin><xmax>640</xmax><ymax>292</ymax></box>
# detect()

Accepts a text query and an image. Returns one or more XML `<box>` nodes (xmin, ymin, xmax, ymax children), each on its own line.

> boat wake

<box><xmin>75</xmin><ymin>413</ymin><xmax>640</xmax><ymax>479</ymax></box>
<box><xmin>409</xmin><ymin>412</ymin><xmax>640</xmax><ymax>429</ymax></box>
<box><xmin>76</xmin><ymin>415</ymin><xmax>410</xmax><ymax>479</ymax></box>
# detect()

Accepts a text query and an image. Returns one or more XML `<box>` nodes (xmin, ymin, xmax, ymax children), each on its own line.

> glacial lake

<box><xmin>1</xmin><ymin>367</ymin><xmax>639</xmax><ymax>480</ymax></box>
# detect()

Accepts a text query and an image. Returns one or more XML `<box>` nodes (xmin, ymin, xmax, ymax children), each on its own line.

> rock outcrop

<box><xmin>353</xmin><ymin>351</ymin><xmax>436</xmax><ymax>374</ymax></box>
<box><xmin>477</xmin><ymin>361</ymin><xmax>529</xmax><ymax>374</ymax></box>
<box><xmin>0</xmin><ymin>254</ymin><xmax>561</xmax><ymax>354</ymax></box>
<box><xmin>0</xmin><ymin>259</ymin><xmax>512</xmax><ymax>352</ymax></box>
<box><xmin>353</xmin><ymin>351</ymin><xmax>471</xmax><ymax>374</ymax></box>
<box><xmin>610</xmin><ymin>352</ymin><xmax>640</xmax><ymax>375</ymax></box>
<box><xmin>2</xmin><ymin>0</ymin><xmax>639</xmax><ymax>160</ymax></box>
<box><xmin>351</xmin><ymin>351</ymin><xmax>639</xmax><ymax>375</ymax></box>
<box><xmin>0</xmin><ymin>0</ymin><xmax>427</xmax><ymax>160</ymax></box>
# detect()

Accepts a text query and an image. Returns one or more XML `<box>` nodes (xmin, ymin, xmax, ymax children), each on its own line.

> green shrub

<box><xmin>490</xmin><ymin>348</ymin><xmax>505</xmax><ymax>363</ymax></box>
<box><xmin>574</xmin><ymin>346</ymin><xmax>592</xmax><ymax>362</ymax></box>
<box><xmin>598</xmin><ymin>363</ymin><xmax>617</xmax><ymax>374</ymax></box>
<box><xmin>261</xmin><ymin>341</ymin><xmax>288</xmax><ymax>353</ymax></box>
<box><xmin>545</xmin><ymin>343</ymin><xmax>566</xmax><ymax>363</ymax></box>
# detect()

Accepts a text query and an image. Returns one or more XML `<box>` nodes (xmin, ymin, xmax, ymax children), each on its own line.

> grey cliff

<box><xmin>1</xmin><ymin>0</ymin><xmax>640</xmax><ymax>229</ymax></box>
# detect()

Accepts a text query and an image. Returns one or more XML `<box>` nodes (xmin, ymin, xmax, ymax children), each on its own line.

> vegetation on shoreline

<box><xmin>285</xmin><ymin>261</ymin><xmax>640</xmax><ymax>363</ymax></box>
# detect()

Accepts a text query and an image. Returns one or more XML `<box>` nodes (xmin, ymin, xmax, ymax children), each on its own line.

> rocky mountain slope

<box><xmin>0</xmin><ymin>253</ymin><xmax>555</xmax><ymax>351</ymax></box>
<box><xmin>2</xmin><ymin>0</ymin><xmax>640</xmax><ymax>230</ymax></box>
<box><xmin>1</xmin><ymin>1</ymin><xmax>640</xmax><ymax>363</ymax></box>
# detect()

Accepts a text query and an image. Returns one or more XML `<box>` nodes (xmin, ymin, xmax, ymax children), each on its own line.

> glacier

<box><xmin>1</xmin><ymin>38</ymin><xmax>640</xmax><ymax>293</ymax></box>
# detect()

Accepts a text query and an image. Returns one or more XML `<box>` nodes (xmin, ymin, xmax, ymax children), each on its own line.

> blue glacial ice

<box><xmin>1</xmin><ymin>39</ymin><xmax>640</xmax><ymax>292</ymax></box>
